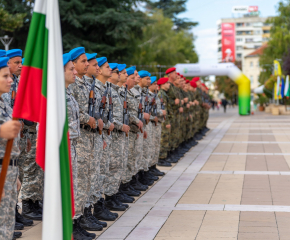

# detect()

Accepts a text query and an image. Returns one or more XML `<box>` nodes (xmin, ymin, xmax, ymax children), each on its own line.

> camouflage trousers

<box><xmin>169</xmin><ymin>114</ymin><xmax>179</xmax><ymax>150</ymax></box>
<box><xmin>17</xmin><ymin>136</ymin><xmax>27</xmax><ymax>183</ymax></box>
<box><xmin>70</xmin><ymin>139</ymin><xmax>78</xmax><ymax>205</ymax></box>
<box><xmin>142</xmin><ymin>122</ymin><xmax>153</xmax><ymax>171</ymax></box>
<box><xmin>199</xmin><ymin>108</ymin><xmax>205</xmax><ymax>130</ymax></box>
<box><xmin>126</xmin><ymin>132</ymin><xmax>138</xmax><ymax>182</ymax></box>
<box><xmin>159</xmin><ymin>121</ymin><xmax>171</xmax><ymax>159</ymax></box>
<box><xmin>0</xmin><ymin>166</ymin><xmax>18</xmax><ymax>240</ymax></box>
<box><xmin>104</xmin><ymin>131</ymin><xmax>125</xmax><ymax>196</ymax></box>
<box><xmin>91</xmin><ymin>134</ymin><xmax>104</xmax><ymax>203</ymax></box>
<box><xmin>150</xmin><ymin>122</ymin><xmax>161</xmax><ymax>167</ymax></box>
<box><xmin>121</xmin><ymin>134</ymin><xmax>129</xmax><ymax>184</ymax></box>
<box><xmin>75</xmin><ymin>129</ymin><xmax>98</xmax><ymax>215</ymax></box>
<box><xmin>20</xmin><ymin>133</ymin><xmax>44</xmax><ymax>201</ymax></box>
<box><xmin>134</xmin><ymin>130</ymin><xmax>144</xmax><ymax>174</ymax></box>
<box><xmin>195</xmin><ymin>107</ymin><xmax>201</xmax><ymax>134</ymax></box>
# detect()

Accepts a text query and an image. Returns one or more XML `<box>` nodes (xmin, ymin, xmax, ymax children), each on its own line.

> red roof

<box><xmin>245</xmin><ymin>44</ymin><xmax>267</xmax><ymax>58</ymax></box>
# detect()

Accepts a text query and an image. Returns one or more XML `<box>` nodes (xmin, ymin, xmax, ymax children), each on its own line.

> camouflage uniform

<box><xmin>131</xmin><ymin>85</ymin><xmax>145</xmax><ymax>173</ymax></box>
<box><xmin>118</xmin><ymin>86</ymin><xmax>130</xmax><ymax>184</ymax></box>
<box><xmin>195</xmin><ymin>88</ymin><xmax>202</xmax><ymax>133</ymax></box>
<box><xmin>69</xmin><ymin>76</ymin><xmax>98</xmax><ymax>215</ymax></box>
<box><xmin>126</xmin><ymin>88</ymin><xmax>141</xmax><ymax>181</ymax></box>
<box><xmin>92</xmin><ymin>78</ymin><xmax>112</xmax><ymax>200</ymax></box>
<box><xmin>20</xmin><ymin>123</ymin><xmax>44</xmax><ymax>202</ymax></box>
<box><xmin>66</xmin><ymin>87</ymin><xmax>80</xmax><ymax>209</ymax></box>
<box><xmin>103</xmin><ymin>83</ymin><xmax>125</xmax><ymax>196</ymax></box>
<box><xmin>0</xmin><ymin>98</ymin><xmax>20</xmax><ymax>240</ymax></box>
<box><xmin>158</xmin><ymin>90</ymin><xmax>171</xmax><ymax>159</ymax></box>
<box><xmin>150</xmin><ymin>92</ymin><xmax>164</xmax><ymax>166</ymax></box>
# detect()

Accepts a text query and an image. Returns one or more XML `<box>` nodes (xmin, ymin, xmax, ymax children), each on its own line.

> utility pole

<box><xmin>0</xmin><ymin>35</ymin><xmax>13</xmax><ymax>51</ymax></box>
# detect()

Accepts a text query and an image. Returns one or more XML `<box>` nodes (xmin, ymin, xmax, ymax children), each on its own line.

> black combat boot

<box><xmin>93</xmin><ymin>198</ymin><xmax>118</xmax><ymax>221</ymax></box>
<box><xmin>73</xmin><ymin>218</ymin><xmax>93</xmax><ymax>240</ymax></box>
<box><xmin>22</xmin><ymin>199</ymin><xmax>42</xmax><ymax>220</ymax></box>
<box><xmin>15</xmin><ymin>205</ymin><xmax>33</xmax><ymax>226</ymax></box>
<box><xmin>166</xmin><ymin>154</ymin><xmax>178</xmax><ymax>163</ymax></box>
<box><xmin>144</xmin><ymin>170</ymin><xmax>159</xmax><ymax>181</ymax></box>
<box><xmin>149</xmin><ymin>165</ymin><xmax>165</xmax><ymax>176</ymax></box>
<box><xmin>116</xmin><ymin>191</ymin><xmax>135</xmax><ymax>203</ymax></box>
<box><xmin>84</xmin><ymin>206</ymin><xmax>107</xmax><ymax>227</ymax></box>
<box><xmin>157</xmin><ymin>159</ymin><xmax>172</xmax><ymax>167</ymax></box>
<box><xmin>34</xmin><ymin>200</ymin><xmax>43</xmax><ymax>214</ymax></box>
<box><xmin>128</xmin><ymin>183</ymin><xmax>142</xmax><ymax>195</ymax></box>
<box><xmin>139</xmin><ymin>171</ymin><xmax>154</xmax><ymax>186</ymax></box>
<box><xmin>14</xmin><ymin>222</ymin><xmax>24</xmax><ymax>230</ymax></box>
<box><xmin>105</xmin><ymin>195</ymin><xmax>126</xmax><ymax>211</ymax></box>
<box><xmin>194</xmin><ymin>133</ymin><xmax>203</xmax><ymax>140</ymax></box>
<box><xmin>12</xmin><ymin>232</ymin><xmax>22</xmax><ymax>239</ymax></box>
<box><xmin>120</xmin><ymin>182</ymin><xmax>140</xmax><ymax>196</ymax></box>
<box><xmin>130</xmin><ymin>174</ymin><xmax>148</xmax><ymax>191</ymax></box>
<box><xmin>112</xmin><ymin>194</ymin><xmax>129</xmax><ymax>208</ymax></box>
<box><xmin>79</xmin><ymin>214</ymin><xmax>103</xmax><ymax>231</ymax></box>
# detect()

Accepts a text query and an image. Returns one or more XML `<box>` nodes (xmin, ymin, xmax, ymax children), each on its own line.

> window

<box><xmin>236</xmin><ymin>38</ymin><xmax>243</xmax><ymax>42</ymax></box>
<box><xmin>257</xmin><ymin>61</ymin><xmax>260</xmax><ymax>67</ymax></box>
<box><xmin>250</xmin><ymin>62</ymin><xmax>253</xmax><ymax>67</ymax></box>
<box><xmin>254</xmin><ymin>30</ymin><xmax>261</xmax><ymax>35</ymax></box>
<box><xmin>246</xmin><ymin>38</ymin><xmax>254</xmax><ymax>43</ymax></box>
<box><xmin>250</xmin><ymin>76</ymin><xmax>253</xmax><ymax>83</ymax></box>
<box><xmin>237</xmin><ymin>53</ymin><xmax>242</xmax><ymax>58</ymax></box>
<box><xmin>236</xmin><ymin>46</ymin><xmax>243</xmax><ymax>50</ymax></box>
<box><xmin>218</xmin><ymin>47</ymin><xmax>221</xmax><ymax>52</ymax></box>
<box><xmin>263</xmin><ymin>30</ymin><xmax>270</xmax><ymax>34</ymax></box>
<box><xmin>236</xmin><ymin>23</ymin><xmax>243</xmax><ymax>27</ymax></box>
<box><xmin>245</xmin><ymin>23</ymin><xmax>251</xmax><ymax>26</ymax></box>
<box><xmin>218</xmin><ymin>39</ymin><xmax>221</xmax><ymax>44</ymax></box>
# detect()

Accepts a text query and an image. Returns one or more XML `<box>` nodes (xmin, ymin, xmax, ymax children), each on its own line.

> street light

<box><xmin>0</xmin><ymin>35</ymin><xmax>13</xmax><ymax>51</ymax></box>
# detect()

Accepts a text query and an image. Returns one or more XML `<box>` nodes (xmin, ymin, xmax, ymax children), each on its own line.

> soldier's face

<box><xmin>86</xmin><ymin>58</ymin><xmax>99</xmax><ymax>77</ymax></box>
<box><xmin>8</xmin><ymin>56</ymin><xmax>22</xmax><ymax>76</ymax></box>
<box><xmin>196</xmin><ymin>80</ymin><xmax>201</xmax><ymax>87</ymax></box>
<box><xmin>64</xmin><ymin>61</ymin><xmax>77</xmax><ymax>86</ymax></box>
<box><xmin>99</xmin><ymin>62</ymin><xmax>112</xmax><ymax>78</ymax></box>
<box><xmin>126</xmin><ymin>74</ymin><xmax>135</xmax><ymax>89</ymax></box>
<box><xmin>111</xmin><ymin>69</ymin><xmax>120</xmax><ymax>83</ymax></box>
<box><xmin>74</xmin><ymin>54</ymin><xmax>89</xmax><ymax>77</ymax></box>
<box><xmin>0</xmin><ymin>67</ymin><xmax>13</xmax><ymax>95</ymax></box>
<box><xmin>134</xmin><ymin>70</ymin><xmax>140</xmax><ymax>85</ymax></box>
<box><xmin>149</xmin><ymin>82</ymin><xmax>157</xmax><ymax>92</ymax></box>
<box><xmin>119</xmin><ymin>69</ymin><xmax>128</xmax><ymax>84</ymax></box>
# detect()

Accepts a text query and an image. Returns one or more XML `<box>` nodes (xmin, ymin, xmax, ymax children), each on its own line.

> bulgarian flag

<box><xmin>276</xmin><ymin>76</ymin><xmax>281</xmax><ymax>97</ymax></box>
<box><xmin>13</xmin><ymin>0</ymin><xmax>74</xmax><ymax>239</ymax></box>
<box><xmin>285</xmin><ymin>75</ymin><xmax>290</xmax><ymax>98</ymax></box>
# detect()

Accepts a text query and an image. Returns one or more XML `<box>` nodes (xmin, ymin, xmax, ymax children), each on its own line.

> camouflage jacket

<box><xmin>158</xmin><ymin>89</ymin><xmax>170</xmax><ymax>125</ymax></box>
<box><xmin>127</xmin><ymin>88</ymin><xmax>140</xmax><ymax>133</ymax></box>
<box><xmin>148</xmin><ymin>90</ymin><xmax>163</xmax><ymax>120</ymax></box>
<box><xmin>66</xmin><ymin>87</ymin><xmax>80</xmax><ymax>140</ymax></box>
<box><xmin>0</xmin><ymin>97</ymin><xmax>20</xmax><ymax>158</ymax></box>
<box><xmin>110</xmin><ymin>83</ymin><xmax>123</xmax><ymax>131</ymax></box>
<box><xmin>2</xmin><ymin>75</ymin><xmax>19</xmax><ymax>108</ymax></box>
<box><xmin>167</xmin><ymin>82</ymin><xmax>180</xmax><ymax>113</ymax></box>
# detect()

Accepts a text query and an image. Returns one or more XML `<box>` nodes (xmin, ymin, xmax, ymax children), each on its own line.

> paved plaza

<box><xmin>20</xmin><ymin>107</ymin><xmax>290</xmax><ymax>239</ymax></box>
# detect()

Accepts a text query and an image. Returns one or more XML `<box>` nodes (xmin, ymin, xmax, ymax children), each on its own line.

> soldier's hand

<box><xmin>26</xmin><ymin>138</ymin><xmax>32</xmax><ymax>153</ymax></box>
<box><xmin>0</xmin><ymin>120</ymin><xmax>21</xmax><ymax>139</ymax></box>
<box><xmin>98</xmin><ymin>119</ymin><xmax>103</xmax><ymax>131</ymax></box>
<box><xmin>122</xmin><ymin>124</ymin><xmax>130</xmax><ymax>133</ymax></box>
<box><xmin>17</xmin><ymin>178</ymin><xmax>21</xmax><ymax>191</ymax></box>
<box><xmin>179</xmin><ymin>107</ymin><xmax>183</xmax><ymax>113</ymax></box>
<box><xmin>143</xmin><ymin>113</ymin><xmax>150</xmax><ymax>121</ymax></box>
<box><xmin>109</xmin><ymin>123</ymin><xmax>114</xmax><ymax>131</ymax></box>
<box><xmin>166</xmin><ymin>124</ymin><xmax>171</xmax><ymax>129</ymax></box>
<box><xmin>103</xmin><ymin>141</ymin><xmax>107</xmax><ymax>149</ymax></box>
<box><xmin>181</xmin><ymin>100</ymin><xmax>184</xmax><ymax>105</ymax></box>
<box><xmin>143</xmin><ymin>131</ymin><xmax>147</xmax><ymax>139</ymax></box>
<box><xmin>162</xmin><ymin>110</ymin><xmax>166</xmax><ymax>116</ymax></box>
<box><xmin>186</xmin><ymin>104</ymin><xmax>190</xmax><ymax>108</ymax></box>
<box><xmin>88</xmin><ymin>117</ymin><xmax>96</xmax><ymax>129</ymax></box>
<box><xmin>175</xmin><ymin>98</ymin><xmax>180</xmax><ymax>105</ymax></box>
<box><xmin>184</xmin><ymin>98</ymin><xmax>189</xmax><ymax>103</ymax></box>
<box><xmin>154</xmin><ymin>116</ymin><xmax>158</xmax><ymax>122</ymax></box>
<box><xmin>137</xmin><ymin>121</ymin><xmax>143</xmax><ymax>129</ymax></box>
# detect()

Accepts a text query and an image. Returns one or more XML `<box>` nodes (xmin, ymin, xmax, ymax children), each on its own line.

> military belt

<box><xmin>113</xmin><ymin>129</ymin><xmax>123</xmax><ymax>134</ymax></box>
<box><xmin>80</xmin><ymin>124</ymin><xmax>97</xmax><ymax>133</ymax></box>
<box><xmin>0</xmin><ymin>158</ymin><xmax>18</xmax><ymax>166</ymax></box>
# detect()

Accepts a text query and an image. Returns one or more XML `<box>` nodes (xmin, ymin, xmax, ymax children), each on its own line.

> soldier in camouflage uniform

<box><xmin>68</xmin><ymin>47</ymin><xmax>104</xmax><ymax>233</ymax></box>
<box><xmin>192</xmin><ymin>77</ymin><xmax>203</xmax><ymax>140</ymax></box>
<box><xmin>0</xmin><ymin>57</ymin><xmax>22</xmax><ymax>240</ymax></box>
<box><xmin>105</xmin><ymin>63</ymin><xmax>133</xmax><ymax>206</ymax></box>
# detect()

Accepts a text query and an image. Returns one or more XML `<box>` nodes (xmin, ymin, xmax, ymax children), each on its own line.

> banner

<box><xmin>221</xmin><ymin>23</ymin><xmax>235</xmax><ymax>63</ymax></box>
<box><xmin>274</xmin><ymin>60</ymin><xmax>282</xmax><ymax>76</ymax></box>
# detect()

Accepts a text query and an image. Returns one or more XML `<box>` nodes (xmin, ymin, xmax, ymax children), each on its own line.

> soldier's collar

<box><xmin>83</xmin><ymin>75</ymin><xmax>94</xmax><ymax>84</ymax></box>
<box><xmin>0</xmin><ymin>97</ymin><xmax>6</xmax><ymax>109</ymax></box>
<box><xmin>95</xmin><ymin>78</ymin><xmax>106</xmax><ymax>87</ymax></box>
<box><xmin>110</xmin><ymin>83</ymin><xmax>120</xmax><ymax>91</ymax></box>
<box><xmin>76</xmin><ymin>75</ymin><xmax>86</xmax><ymax>84</ymax></box>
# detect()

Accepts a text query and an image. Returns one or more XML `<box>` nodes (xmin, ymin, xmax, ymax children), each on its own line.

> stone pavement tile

<box><xmin>274</xmin><ymin>135</ymin><xmax>289</xmax><ymax>142</ymax></box>
<box><xmin>231</xmin><ymin>143</ymin><xmax>247</xmax><ymax>153</ymax></box>
<box><xmin>178</xmin><ymin>174</ymin><xmax>220</xmax><ymax>204</ymax></box>
<box><xmin>245</xmin><ymin>155</ymin><xmax>267</xmax><ymax>171</ymax></box>
<box><xmin>265</xmin><ymin>155</ymin><xmax>290</xmax><ymax>171</ymax></box>
<box><xmin>247</xmin><ymin>143</ymin><xmax>264</xmax><ymax>153</ymax></box>
<box><xmin>201</xmin><ymin>155</ymin><xmax>228</xmax><ymax>171</ymax></box>
<box><xmin>283</xmin><ymin>155</ymin><xmax>290</xmax><ymax>169</ymax></box>
<box><xmin>214</xmin><ymin>143</ymin><xmax>233</xmax><ymax>153</ymax></box>
<box><xmin>210</xmin><ymin>175</ymin><xmax>244</xmax><ymax>205</ymax></box>
<box><xmin>261</xmin><ymin>135</ymin><xmax>276</xmax><ymax>141</ymax></box>
<box><xmin>248</xmin><ymin>135</ymin><xmax>262</xmax><ymax>141</ymax></box>
<box><xmin>263</xmin><ymin>143</ymin><xmax>282</xmax><ymax>153</ymax></box>
<box><xmin>235</xmin><ymin>135</ymin><xmax>249</xmax><ymax>141</ymax></box>
<box><xmin>237</xmin><ymin>233</ymin><xmax>279</xmax><ymax>240</ymax></box>
<box><xmin>277</xmin><ymin>144</ymin><xmax>290</xmax><ymax>153</ymax></box>
<box><xmin>97</xmin><ymin>226</ymin><xmax>134</xmax><ymax>239</ymax></box>
<box><xmin>224</xmin><ymin>155</ymin><xmax>246</xmax><ymax>171</ymax></box>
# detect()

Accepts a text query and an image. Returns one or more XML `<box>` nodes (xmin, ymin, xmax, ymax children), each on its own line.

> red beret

<box><xmin>157</xmin><ymin>77</ymin><xmax>169</xmax><ymax>85</ymax></box>
<box><xmin>201</xmin><ymin>83</ymin><xmax>206</xmax><ymax>87</ymax></box>
<box><xmin>190</xmin><ymin>81</ymin><xmax>197</xmax><ymax>88</ymax></box>
<box><xmin>186</xmin><ymin>80</ymin><xmax>190</xmax><ymax>84</ymax></box>
<box><xmin>180</xmin><ymin>74</ymin><xmax>184</xmax><ymax>78</ymax></box>
<box><xmin>183</xmin><ymin>77</ymin><xmax>186</xmax><ymax>80</ymax></box>
<box><xmin>177</xmin><ymin>73</ymin><xmax>180</xmax><ymax>76</ymax></box>
<box><xmin>165</xmin><ymin>67</ymin><xmax>176</xmax><ymax>75</ymax></box>
<box><xmin>192</xmin><ymin>77</ymin><xmax>200</xmax><ymax>82</ymax></box>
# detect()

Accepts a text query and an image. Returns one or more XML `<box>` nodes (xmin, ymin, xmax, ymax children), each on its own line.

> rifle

<box><xmin>151</xmin><ymin>92</ymin><xmax>158</xmax><ymax>126</ymax></box>
<box><xmin>160</xmin><ymin>91</ymin><xmax>166</xmax><ymax>120</ymax></box>
<box><xmin>11</xmin><ymin>74</ymin><xmax>17</xmax><ymax>108</ymax></box>
<box><xmin>123</xmin><ymin>85</ymin><xmax>129</xmax><ymax>137</ymax></box>
<box><xmin>88</xmin><ymin>75</ymin><xmax>100</xmax><ymax>134</ymax></box>
<box><xmin>99</xmin><ymin>86</ymin><xmax>108</xmax><ymax>129</ymax></box>
<box><xmin>107</xmin><ymin>83</ymin><xmax>113</xmax><ymax>135</ymax></box>
<box><xmin>144</xmin><ymin>87</ymin><xmax>150</xmax><ymax>124</ymax></box>
<box><xmin>137</xmin><ymin>94</ymin><xmax>144</xmax><ymax>133</ymax></box>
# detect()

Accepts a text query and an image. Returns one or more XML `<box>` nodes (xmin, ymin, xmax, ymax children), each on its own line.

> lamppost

<box><xmin>0</xmin><ymin>35</ymin><xmax>13</xmax><ymax>51</ymax></box>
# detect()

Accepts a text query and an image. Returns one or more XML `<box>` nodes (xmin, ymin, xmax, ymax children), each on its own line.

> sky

<box><xmin>178</xmin><ymin>0</ymin><xmax>281</xmax><ymax>65</ymax></box>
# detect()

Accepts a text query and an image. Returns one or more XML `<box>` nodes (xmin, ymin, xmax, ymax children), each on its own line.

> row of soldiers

<box><xmin>0</xmin><ymin>47</ymin><xmax>210</xmax><ymax>240</ymax></box>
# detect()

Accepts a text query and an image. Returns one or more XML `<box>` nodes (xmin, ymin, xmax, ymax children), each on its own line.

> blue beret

<box><xmin>0</xmin><ymin>50</ymin><xmax>6</xmax><ymax>57</ymax></box>
<box><xmin>109</xmin><ymin>63</ymin><xmax>118</xmax><ymax>70</ymax></box>
<box><xmin>63</xmin><ymin>53</ymin><xmax>71</xmax><ymax>66</ymax></box>
<box><xmin>126</xmin><ymin>67</ymin><xmax>136</xmax><ymax>76</ymax></box>
<box><xmin>97</xmin><ymin>57</ymin><xmax>107</xmax><ymax>67</ymax></box>
<box><xmin>6</xmin><ymin>49</ymin><xmax>22</xmax><ymax>59</ymax></box>
<box><xmin>22</xmin><ymin>58</ymin><xmax>25</xmax><ymax>65</ymax></box>
<box><xmin>138</xmin><ymin>70</ymin><xmax>151</xmax><ymax>78</ymax></box>
<box><xmin>85</xmin><ymin>53</ymin><xmax>97</xmax><ymax>61</ymax></box>
<box><xmin>69</xmin><ymin>47</ymin><xmax>85</xmax><ymax>61</ymax></box>
<box><xmin>150</xmin><ymin>76</ymin><xmax>157</xmax><ymax>84</ymax></box>
<box><xmin>0</xmin><ymin>57</ymin><xmax>9</xmax><ymax>69</ymax></box>
<box><xmin>117</xmin><ymin>64</ymin><xmax>126</xmax><ymax>72</ymax></box>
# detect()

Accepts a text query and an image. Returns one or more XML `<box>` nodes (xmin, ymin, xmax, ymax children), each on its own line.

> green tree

<box><xmin>215</xmin><ymin>76</ymin><xmax>238</xmax><ymax>100</ymax></box>
<box><xmin>0</xmin><ymin>8</ymin><xmax>26</xmax><ymax>32</ymax></box>
<box><xmin>146</xmin><ymin>0</ymin><xmax>198</xmax><ymax>30</ymax></box>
